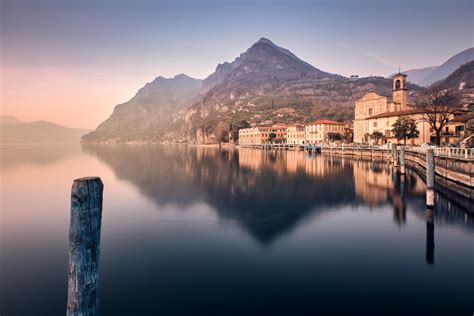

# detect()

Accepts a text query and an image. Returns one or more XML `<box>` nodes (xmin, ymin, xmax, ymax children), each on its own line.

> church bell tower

<box><xmin>392</xmin><ymin>73</ymin><xmax>408</xmax><ymax>110</ymax></box>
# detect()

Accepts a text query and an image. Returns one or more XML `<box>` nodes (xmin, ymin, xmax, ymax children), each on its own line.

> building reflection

<box><xmin>392</xmin><ymin>172</ymin><xmax>407</xmax><ymax>226</ymax></box>
<box><xmin>82</xmin><ymin>145</ymin><xmax>473</xmax><ymax>246</ymax></box>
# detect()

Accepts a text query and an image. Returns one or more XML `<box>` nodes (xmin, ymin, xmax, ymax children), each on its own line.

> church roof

<box><xmin>357</xmin><ymin>91</ymin><xmax>387</xmax><ymax>102</ymax></box>
<box><xmin>367</xmin><ymin>108</ymin><xmax>422</xmax><ymax>119</ymax></box>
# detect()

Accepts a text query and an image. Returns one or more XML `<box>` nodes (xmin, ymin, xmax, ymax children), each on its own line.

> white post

<box><xmin>426</xmin><ymin>149</ymin><xmax>435</xmax><ymax>208</ymax></box>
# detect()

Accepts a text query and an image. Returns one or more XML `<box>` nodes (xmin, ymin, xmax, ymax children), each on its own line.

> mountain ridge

<box><xmin>83</xmin><ymin>38</ymin><xmax>472</xmax><ymax>144</ymax></box>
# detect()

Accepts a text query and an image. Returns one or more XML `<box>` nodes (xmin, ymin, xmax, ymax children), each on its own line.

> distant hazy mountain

<box><xmin>0</xmin><ymin>115</ymin><xmax>22</xmax><ymax>124</ymax></box>
<box><xmin>420</xmin><ymin>47</ymin><xmax>474</xmax><ymax>86</ymax></box>
<box><xmin>398</xmin><ymin>47</ymin><xmax>474</xmax><ymax>86</ymax></box>
<box><xmin>82</xmin><ymin>74</ymin><xmax>202</xmax><ymax>143</ymax></box>
<box><xmin>433</xmin><ymin>60</ymin><xmax>474</xmax><ymax>91</ymax></box>
<box><xmin>0</xmin><ymin>116</ymin><xmax>90</xmax><ymax>143</ymax></box>
<box><xmin>400</xmin><ymin>66</ymin><xmax>438</xmax><ymax>85</ymax></box>
<box><xmin>83</xmin><ymin>38</ymin><xmax>422</xmax><ymax>144</ymax></box>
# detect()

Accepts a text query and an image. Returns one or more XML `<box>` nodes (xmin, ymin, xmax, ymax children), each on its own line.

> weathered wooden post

<box><xmin>389</xmin><ymin>144</ymin><xmax>394</xmax><ymax>163</ymax></box>
<box><xmin>400</xmin><ymin>146</ymin><xmax>406</xmax><ymax>175</ymax></box>
<box><xmin>393</xmin><ymin>145</ymin><xmax>399</xmax><ymax>167</ymax></box>
<box><xmin>67</xmin><ymin>177</ymin><xmax>104</xmax><ymax>316</ymax></box>
<box><xmin>426</xmin><ymin>149</ymin><xmax>435</xmax><ymax>208</ymax></box>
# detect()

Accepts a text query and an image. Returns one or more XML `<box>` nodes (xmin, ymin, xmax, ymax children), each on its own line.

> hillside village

<box><xmin>237</xmin><ymin>72</ymin><xmax>474</xmax><ymax>147</ymax></box>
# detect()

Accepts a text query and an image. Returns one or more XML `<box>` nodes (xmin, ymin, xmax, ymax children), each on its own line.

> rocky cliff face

<box><xmin>82</xmin><ymin>74</ymin><xmax>202</xmax><ymax>143</ymax></box>
<box><xmin>83</xmin><ymin>38</ymin><xmax>423</xmax><ymax>144</ymax></box>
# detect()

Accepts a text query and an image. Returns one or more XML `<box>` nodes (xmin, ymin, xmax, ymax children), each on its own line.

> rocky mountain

<box><xmin>399</xmin><ymin>47</ymin><xmax>474</xmax><ymax>86</ymax></box>
<box><xmin>83</xmin><ymin>38</ymin><xmax>421</xmax><ymax>144</ymax></box>
<box><xmin>176</xmin><ymin>38</ymin><xmax>420</xmax><ymax>144</ymax></box>
<box><xmin>0</xmin><ymin>116</ymin><xmax>90</xmax><ymax>143</ymax></box>
<box><xmin>82</xmin><ymin>74</ymin><xmax>202</xmax><ymax>143</ymax></box>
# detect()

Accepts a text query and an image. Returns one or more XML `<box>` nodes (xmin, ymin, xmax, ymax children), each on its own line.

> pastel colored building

<box><xmin>286</xmin><ymin>124</ymin><xmax>306</xmax><ymax>145</ymax></box>
<box><xmin>353</xmin><ymin>73</ymin><xmax>431</xmax><ymax>145</ymax></box>
<box><xmin>305</xmin><ymin>120</ymin><xmax>346</xmax><ymax>144</ymax></box>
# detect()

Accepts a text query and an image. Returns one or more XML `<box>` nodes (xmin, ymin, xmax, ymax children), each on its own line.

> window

<box><xmin>386</xmin><ymin>120</ymin><xmax>389</xmax><ymax>126</ymax></box>
<box><xmin>368</xmin><ymin>108</ymin><xmax>373</xmax><ymax>115</ymax></box>
<box><xmin>373</xmin><ymin>121</ymin><xmax>378</xmax><ymax>127</ymax></box>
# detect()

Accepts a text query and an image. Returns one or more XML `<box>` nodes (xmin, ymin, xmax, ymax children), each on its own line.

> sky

<box><xmin>1</xmin><ymin>0</ymin><xmax>473</xmax><ymax>129</ymax></box>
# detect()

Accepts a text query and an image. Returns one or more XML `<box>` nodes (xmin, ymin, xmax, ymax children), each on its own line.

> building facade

<box><xmin>239</xmin><ymin>124</ymin><xmax>287</xmax><ymax>145</ymax></box>
<box><xmin>305</xmin><ymin>120</ymin><xmax>346</xmax><ymax>144</ymax></box>
<box><xmin>286</xmin><ymin>124</ymin><xmax>306</xmax><ymax>145</ymax></box>
<box><xmin>354</xmin><ymin>73</ymin><xmax>431</xmax><ymax>145</ymax></box>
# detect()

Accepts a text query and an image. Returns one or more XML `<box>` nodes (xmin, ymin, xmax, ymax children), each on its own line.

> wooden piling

<box><xmin>67</xmin><ymin>177</ymin><xmax>104</xmax><ymax>316</ymax></box>
<box><xmin>390</xmin><ymin>144</ymin><xmax>396</xmax><ymax>163</ymax></box>
<box><xmin>393</xmin><ymin>144</ymin><xmax>398</xmax><ymax>168</ymax></box>
<box><xmin>426</xmin><ymin>149</ymin><xmax>435</xmax><ymax>208</ymax></box>
<box><xmin>400</xmin><ymin>146</ymin><xmax>406</xmax><ymax>174</ymax></box>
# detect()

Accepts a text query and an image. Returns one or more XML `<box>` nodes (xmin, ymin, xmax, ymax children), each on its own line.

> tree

<box><xmin>219</xmin><ymin>130</ymin><xmax>229</xmax><ymax>143</ymax></box>
<box><xmin>415</xmin><ymin>88</ymin><xmax>457</xmax><ymax>146</ymax></box>
<box><xmin>268</xmin><ymin>132</ymin><xmax>277</xmax><ymax>143</ymax></box>
<box><xmin>370</xmin><ymin>131</ymin><xmax>384</xmax><ymax>145</ymax></box>
<box><xmin>392</xmin><ymin>117</ymin><xmax>420</xmax><ymax>145</ymax></box>
<box><xmin>229</xmin><ymin>120</ymin><xmax>250</xmax><ymax>143</ymax></box>
<box><xmin>327</xmin><ymin>132</ymin><xmax>343</xmax><ymax>143</ymax></box>
<box><xmin>363</xmin><ymin>133</ymin><xmax>370</xmax><ymax>143</ymax></box>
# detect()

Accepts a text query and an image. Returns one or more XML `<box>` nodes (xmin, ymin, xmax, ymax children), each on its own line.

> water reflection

<box><xmin>82</xmin><ymin>145</ymin><xmax>473</xmax><ymax>245</ymax></box>
<box><xmin>426</xmin><ymin>208</ymin><xmax>435</xmax><ymax>264</ymax></box>
<box><xmin>0</xmin><ymin>144</ymin><xmax>82</xmax><ymax>170</ymax></box>
<box><xmin>2</xmin><ymin>144</ymin><xmax>473</xmax><ymax>316</ymax></box>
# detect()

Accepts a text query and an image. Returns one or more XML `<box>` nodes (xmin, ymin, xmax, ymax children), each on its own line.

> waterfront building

<box><xmin>238</xmin><ymin>124</ymin><xmax>287</xmax><ymax>145</ymax></box>
<box><xmin>305</xmin><ymin>120</ymin><xmax>346</xmax><ymax>144</ymax></box>
<box><xmin>238</xmin><ymin>127</ymin><xmax>262</xmax><ymax>145</ymax></box>
<box><xmin>354</xmin><ymin>73</ymin><xmax>431</xmax><ymax>145</ymax></box>
<box><xmin>286</xmin><ymin>124</ymin><xmax>306</xmax><ymax>145</ymax></box>
<box><xmin>438</xmin><ymin>111</ymin><xmax>474</xmax><ymax>145</ymax></box>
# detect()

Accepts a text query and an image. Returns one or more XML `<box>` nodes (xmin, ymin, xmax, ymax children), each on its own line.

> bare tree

<box><xmin>415</xmin><ymin>89</ymin><xmax>458</xmax><ymax>146</ymax></box>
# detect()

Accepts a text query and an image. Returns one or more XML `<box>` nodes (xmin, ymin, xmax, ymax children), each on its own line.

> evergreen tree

<box><xmin>392</xmin><ymin>117</ymin><xmax>420</xmax><ymax>145</ymax></box>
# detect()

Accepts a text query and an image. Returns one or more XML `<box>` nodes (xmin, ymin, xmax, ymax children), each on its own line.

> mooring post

<box><xmin>426</xmin><ymin>149</ymin><xmax>435</xmax><ymax>208</ymax></box>
<box><xmin>390</xmin><ymin>143</ymin><xmax>395</xmax><ymax>163</ymax></box>
<box><xmin>400</xmin><ymin>146</ymin><xmax>406</xmax><ymax>174</ymax></box>
<box><xmin>67</xmin><ymin>177</ymin><xmax>104</xmax><ymax>316</ymax></box>
<box><xmin>393</xmin><ymin>144</ymin><xmax>399</xmax><ymax>167</ymax></box>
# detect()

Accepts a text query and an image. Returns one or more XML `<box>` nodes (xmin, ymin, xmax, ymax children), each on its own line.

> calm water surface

<box><xmin>1</xmin><ymin>144</ymin><xmax>473</xmax><ymax>316</ymax></box>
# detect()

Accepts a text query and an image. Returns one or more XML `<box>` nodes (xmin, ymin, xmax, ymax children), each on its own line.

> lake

<box><xmin>1</xmin><ymin>144</ymin><xmax>473</xmax><ymax>316</ymax></box>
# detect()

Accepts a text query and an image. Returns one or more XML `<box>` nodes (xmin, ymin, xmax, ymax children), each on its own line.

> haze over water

<box><xmin>0</xmin><ymin>144</ymin><xmax>473</xmax><ymax>315</ymax></box>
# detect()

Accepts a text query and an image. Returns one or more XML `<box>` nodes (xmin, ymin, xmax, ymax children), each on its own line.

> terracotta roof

<box><xmin>309</xmin><ymin>119</ymin><xmax>345</xmax><ymax>125</ymax></box>
<box><xmin>451</xmin><ymin>112</ymin><xmax>474</xmax><ymax>123</ymax></box>
<box><xmin>367</xmin><ymin>109</ymin><xmax>423</xmax><ymax>119</ymax></box>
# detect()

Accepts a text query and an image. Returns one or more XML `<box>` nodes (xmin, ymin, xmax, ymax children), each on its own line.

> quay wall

<box><xmin>321</xmin><ymin>147</ymin><xmax>473</xmax><ymax>190</ymax></box>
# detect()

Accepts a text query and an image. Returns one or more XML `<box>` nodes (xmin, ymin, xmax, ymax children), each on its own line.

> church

<box><xmin>353</xmin><ymin>73</ymin><xmax>431</xmax><ymax>145</ymax></box>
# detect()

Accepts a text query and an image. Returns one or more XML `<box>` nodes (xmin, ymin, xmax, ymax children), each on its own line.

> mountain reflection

<box><xmin>83</xmin><ymin>144</ymin><xmax>473</xmax><ymax>244</ymax></box>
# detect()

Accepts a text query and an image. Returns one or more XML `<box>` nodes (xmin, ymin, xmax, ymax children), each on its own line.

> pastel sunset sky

<box><xmin>1</xmin><ymin>0</ymin><xmax>472</xmax><ymax>129</ymax></box>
